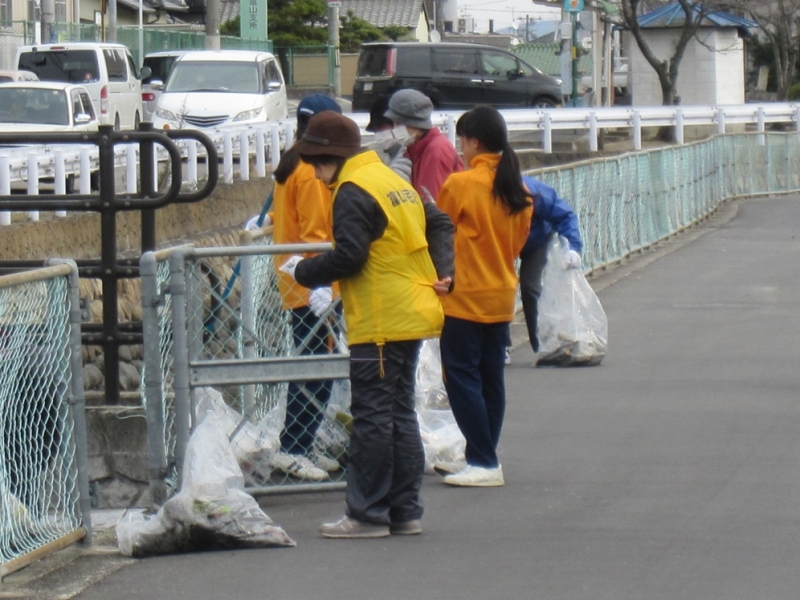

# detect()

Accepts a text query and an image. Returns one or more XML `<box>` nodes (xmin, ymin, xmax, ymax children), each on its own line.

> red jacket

<box><xmin>405</xmin><ymin>127</ymin><xmax>464</xmax><ymax>203</ymax></box>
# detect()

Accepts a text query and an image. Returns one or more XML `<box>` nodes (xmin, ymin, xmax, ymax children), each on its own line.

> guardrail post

<box><xmin>187</xmin><ymin>140</ymin><xmax>198</xmax><ymax>186</ymax></box>
<box><xmin>794</xmin><ymin>105</ymin><xmax>800</xmax><ymax>132</ymax></box>
<box><xmin>716</xmin><ymin>107</ymin><xmax>726</xmax><ymax>135</ymax></box>
<box><xmin>256</xmin><ymin>127</ymin><xmax>266</xmax><ymax>177</ymax></box>
<box><xmin>543</xmin><ymin>112</ymin><xmax>552</xmax><ymax>154</ymax></box>
<box><xmin>633</xmin><ymin>111</ymin><xmax>642</xmax><ymax>151</ymax></box>
<box><xmin>80</xmin><ymin>146</ymin><xmax>91</xmax><ymax>194</ymax></box>
<box><xmin>757</xmin><ymin>106</ymin><xmax>765</xmax><ymax>145</ymax></box>
<box><xmin>675</xmin><ymin>109</ymin><xmax>684</xmax><ymax>145</ymax></box>
<box><xmin>240</xmin><ymin>130</ymin><xmax>250</xmax><ymax>182</ymax></box>
<box><xmin>54</xmin><ymin>151</ymin><xmax>67</xmax><ymax>217</ymax></box>
<box><xmin>284</xmin><ymin>121</ymin><xmax>295</xmax><ymax>149</ymax></box>
<box><xmin>223</xmin><ymin>130</ymin><xmax>233</xmax><ymax>183</ymax></box>
<box><xmin>0</xmin><ymin>155</ymin><xmax>9</xmax><ymax>225</ymax></box>
<box><xmin>270</xmin><ymin>124</ymin><xmax>281</xmax><ymax>171</ymax></box>
<box><xmin>589</xmin><ymin>111</ymin><xmax>598</xmax><ymax>152</ymax></box>
<box><xmin>26</xmin><ymin>153</ymin><xmax>39</xmax><ymax>221</ymax></box>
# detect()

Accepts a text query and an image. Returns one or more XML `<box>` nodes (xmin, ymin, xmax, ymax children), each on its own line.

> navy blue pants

<box><xmin>440</xmin><ymin>316</ymin><xmax>509</xmax><ymax>469</ymax></box>
<box><xmin>346</xmin><ymin>340</ymin><xmax>425</xmax><ymax>525</ymax></box>
<box><xmin>280</xmin><ymin>306</ymin><xmax>334</xmax><ymax>455</ymax></box>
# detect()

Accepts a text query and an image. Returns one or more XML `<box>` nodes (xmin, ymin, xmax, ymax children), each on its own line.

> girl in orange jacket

<box><xmin>436</xmin><ymin>105</ymin><xmax>533</xmax><ymax>487</ymax></box>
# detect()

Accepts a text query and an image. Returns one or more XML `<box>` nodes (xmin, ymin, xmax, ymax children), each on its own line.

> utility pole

<box><xmin>328</xmin><ymin>1</ymin><xmax>341</xmax><ymax>98</ymax></box>
<box><xmin>41</xmin><ymin>0</ymin><xmax>55</xmax><ymax>43</ymax></box>
<box><xmin>206</xmin><ymin>0</ymin><xmax>220</xmax><ymax>49</ymax></box>
<box><xmin>108</xmin><ymin>0</ymin><xmax>117</xmax><ymax>41</ymax></box>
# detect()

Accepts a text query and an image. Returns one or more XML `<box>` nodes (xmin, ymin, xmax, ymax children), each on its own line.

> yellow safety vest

<box><xmin>332</xmin><ymin>151</ymin><xmax>444</xmax><ymax>345</ymax></box>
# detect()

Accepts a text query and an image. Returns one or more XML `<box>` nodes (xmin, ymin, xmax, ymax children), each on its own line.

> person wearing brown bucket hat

<box><xmin>281</xmin><ymin>110</ymin><xmax>456</xmax><ymax>539</ymax></box>
<box><xmin>383</xmin><ymin>89</ymin><xmax>463</xmax><ymax>202</ymax></box>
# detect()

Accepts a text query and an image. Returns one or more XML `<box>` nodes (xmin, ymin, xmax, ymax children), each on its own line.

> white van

<box><xmin>151</xmin><ymin>50</ymin><xmax>287</xmax><ymax>130</ymax></box>
<box><xmin>15</xmin><ymin>42</ymin><xmax>150</xmax><ymax>129</ymax></box>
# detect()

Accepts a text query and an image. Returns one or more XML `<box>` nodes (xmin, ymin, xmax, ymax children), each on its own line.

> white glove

<box><xmin>245</xmin><ymin>213</ymin><xmax>272</xmax><ymax>231</ymax></box>
<box><xmin>279</xmin><ymin>255</ymin><xmax>303</xmax><ymax>280</ymax></box>
<box><xmin>389</xmin><ymin>155</ymin><xmax>413</xmax><ymax>182</ymax></box>
<box><xmin>309</xmin><ymin>287</ymin><xmax>333</xmax><ymax>317</ymax></box>
<box><xmin>565</xmin><ymin>249</ymin><xmax>582</xmax><ymax>270</ymax></box>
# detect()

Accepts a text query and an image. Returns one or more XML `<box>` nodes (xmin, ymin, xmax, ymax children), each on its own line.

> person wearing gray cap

<box><xmin>384</xmin><ymin>89</ymin><xmax>463</xmax><ymax>203</ymax></box>
<box><xmin>279</xmin><ymin>111</ymin><xmax>455</xmax><ymax>539</ymax></box>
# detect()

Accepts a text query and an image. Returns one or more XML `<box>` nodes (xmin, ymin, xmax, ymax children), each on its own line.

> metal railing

<box><xmin>141</xmin><ymin>234</ymin><xmax>350</xmax><ymax>503</ymax></box>
<box><xmin>4</xmin><ymin>103</ymin><xmax>800</xmax><ymax>224</ymax></box>
<box><xmin>0</xmin><ymin>260</ymin><xmax>90</xmax><ymax>579</ymax></box>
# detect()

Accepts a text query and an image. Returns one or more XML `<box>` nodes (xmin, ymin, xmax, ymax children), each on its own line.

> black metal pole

<box><xmin>139</xmin><ymin>122</ymin><xmax>157</xmax><ymax>252</ymax></box>
<box><xmin>98</xmin><ymin>125</ymin><xmax>121</xmax><ymax>406</ymax></box>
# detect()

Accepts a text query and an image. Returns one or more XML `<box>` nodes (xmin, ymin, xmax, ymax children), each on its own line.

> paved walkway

<box><xmin>6</xmin><ymin>193</ymin><xmax>800</xmax><ymax>600</ymax></box>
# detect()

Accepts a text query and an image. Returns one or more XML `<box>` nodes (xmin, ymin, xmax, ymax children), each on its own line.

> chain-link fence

<box><xmin>528</xmin><ymin>132</ymin><xmax>800</xmax><ymax>275</ymax></box>
<box><xmin>0</xmin><ymin>261</ymin><xmax>90</xmax><ymax>578</ymax></box>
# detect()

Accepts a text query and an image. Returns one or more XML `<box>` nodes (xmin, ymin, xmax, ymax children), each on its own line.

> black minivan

<box><xmin>352</xmin><ymin>42</ymin><xmax>562</xmax><ymax>112</ymax></box>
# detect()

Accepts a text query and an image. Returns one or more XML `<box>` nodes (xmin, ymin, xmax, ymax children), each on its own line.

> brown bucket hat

<box><xmin>295</xmin><ymin>111</ymin><xmax>361</xmax><ymax>158</ymax></box>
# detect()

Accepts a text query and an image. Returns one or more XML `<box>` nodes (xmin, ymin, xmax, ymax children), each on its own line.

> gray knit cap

<box><xmin>384</xmin><ymin>89</ymin><xmax>433</xmax><ymax>129</ymax></box>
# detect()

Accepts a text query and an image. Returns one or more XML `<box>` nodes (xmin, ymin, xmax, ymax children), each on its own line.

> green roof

<box><xmin>510</xmin><ymin>43</ymin><xmax>592</xmax><ymax>78</ymax></box>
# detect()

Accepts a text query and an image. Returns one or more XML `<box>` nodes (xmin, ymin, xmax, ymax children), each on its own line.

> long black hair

<box><xmin>456</xmin><ymin>105</ymin><xmax>531</xmax><ymax>215</ymax></box>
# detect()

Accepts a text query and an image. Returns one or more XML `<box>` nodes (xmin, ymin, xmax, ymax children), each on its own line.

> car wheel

<box><xmin>531</xmin><ymin>96</ymin><xmax>558</xmax><ymax>109</ymax></box>
<box><xmin>114</xmin><ymin>114</ymin><xmax>121</xmax><ymax>130</ymax></box>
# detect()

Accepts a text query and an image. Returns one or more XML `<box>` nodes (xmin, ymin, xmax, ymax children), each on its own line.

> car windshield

<box><xmin>18</xmin><ymin>50</ymin><xmax>100</xmax><ymax>83</ymax></box>
<box><xmin>165</xmin><ymin>61</ymin><xmax>260</xmax><ymax>93</ymax></box>
<box><xmin>0</xmin><ymin>88</ymin><xmax>69</xmax><ymax>125</ymax></box>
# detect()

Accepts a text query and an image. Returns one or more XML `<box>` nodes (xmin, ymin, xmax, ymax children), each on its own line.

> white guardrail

<box><xmin>2</xmin><ymin>102</ymin><xmax>799</xmax><ymax>225</ymax></box>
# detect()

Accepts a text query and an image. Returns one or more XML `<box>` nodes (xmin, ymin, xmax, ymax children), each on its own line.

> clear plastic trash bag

<box><xmin>115</xmin><ymin>412</ymin><xmax>295</xmax><ymax>557</ymax></box>
<box><xmin>537</xmin><ymin>235</ymin><xmax>608</xmax><ymax>366</ymax></box>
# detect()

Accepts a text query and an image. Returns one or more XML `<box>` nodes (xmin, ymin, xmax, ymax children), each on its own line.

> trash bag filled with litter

<box><xmin>537</xmin><ymin>235</ymin><xmax>608</xmax><ymax>366</ymax></box>
<box><xmin>116</xmin><ymin>411</ymin><xmax>295</xmax><ymax>557</ymax></box>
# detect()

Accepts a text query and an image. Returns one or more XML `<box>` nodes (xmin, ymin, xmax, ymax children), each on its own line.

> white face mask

<box><xmin>372</xmin><ymin>125</ymin><xmax>412</xmax><ymax>150</ymax></box>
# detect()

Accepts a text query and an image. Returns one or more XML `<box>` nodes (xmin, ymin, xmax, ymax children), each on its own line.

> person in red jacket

<box><xmin>384</xmin><ymin>89</ymin><xmax>463</xmax><ymax>202</ymax></box>
<box><xmin>436</xmin><ymin>105</ymin><xmax>533</xmax><ymax>487</ymax></box>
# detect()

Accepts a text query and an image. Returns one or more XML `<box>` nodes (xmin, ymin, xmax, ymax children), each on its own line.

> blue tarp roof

<box><xmin>638</xmin><ymin>2</ymin><xmax>757</xmax><ymax>30</ymax></box>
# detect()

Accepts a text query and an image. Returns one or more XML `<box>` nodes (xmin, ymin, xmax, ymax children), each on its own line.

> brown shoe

<box><xmin>319</xmin><ymin>516</ymin><xmax>390</xmax><ymax>539</ymax></box>
<box><xmin>390</xmin><ymin>520</ymin><xmax>422</xmax><ymax>535</ymax></box>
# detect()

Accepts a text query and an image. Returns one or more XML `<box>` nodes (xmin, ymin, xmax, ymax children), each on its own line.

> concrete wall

<box><xmin>627</xmin><ymin>28</ymin><xmax>746</xmax><ymax>106</ymax></box>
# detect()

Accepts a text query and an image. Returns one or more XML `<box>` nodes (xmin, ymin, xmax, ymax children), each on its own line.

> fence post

<box><xmin>716</xmin><ymin>107</ymin><xmax>726</xmax><ymax>135</ymax></box>
<box><xmin>543</xmin><ymin>112</ymin><xmax>552</xmax><ymax>154</ymax></box>
<box><xmin>675</xmin><ymin>109</ymin><xmax>684</xmax><ymax>145</ymax></box>
<box><xmin>48</xmin><ymin>258</ymin><xmax>93</xmax><ymax>545</ymax></box>
<box><xmin>140</xmin><ymin>251</ymin><xmax>169</xmax><ymax>507</ymax></box>
<box><xmin>239</xmin><ymin>130</ymin><xmax>250</xmax><ymax>182</ymax></box>
<box><xmin>169</xmin><ymin>249</ymin><xmax>191</xmax><ymax>487</ymax></box>
<box><xmin>223</xmin><ymin>130</ymin><xmax>233</xmax><ymax>183</ymax></box>
<box><xmin>633</xmin><ymin>110</ymin><xmax>642</xmax><ymax>151</ymax></box>
<box><xmin>256</xmin><ymin>127</ymin><xmax>266</xmax><ymax>178</ymax></box>
<box><xmin>589</xmin><ymin>111</ymin><xmax>598</xmax><ymax>152</ymax></box>
<box><xmin>270</xmin><ymin>124</ymin><xmax>281</xmax><ymax>171</ymax></box>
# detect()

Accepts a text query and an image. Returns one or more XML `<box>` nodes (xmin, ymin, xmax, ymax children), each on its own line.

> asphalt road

<box><xmin>13</xmin><ymin>193</ymin><xmax>800</xmax><ymax>600</ymax></box>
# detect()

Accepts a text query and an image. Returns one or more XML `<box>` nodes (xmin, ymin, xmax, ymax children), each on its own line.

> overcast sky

<box><xmin>457</xmin><ymin>0</ymin><xmax>562</xmax><ymax>32</ymax></box>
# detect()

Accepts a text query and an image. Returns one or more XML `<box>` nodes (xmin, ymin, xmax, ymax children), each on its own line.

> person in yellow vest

<box><xmin>263</xmin><ymin>95</ymin><xmax>344</xmax><ymax>482</ymax></box>
<box><xmin>435</xmin><ymin>105</ymin><xmax>533</xmax><ymax>487</ymax></box>
<box><xmin>281</xmin><ymin>111</ymin><xmax>455</xmax><ymax>539</ymax></box>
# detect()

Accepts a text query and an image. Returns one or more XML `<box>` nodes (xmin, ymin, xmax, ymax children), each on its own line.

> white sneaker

<box><xmin>504</xmin><ymin>347</ymin><xmax>512</xmax><ymax>365</ymax></box>
<box><xmin>443</xmin><ymin>465</ymin><xmax>504</xmax><ymax>487</ymax></box>
<box><xmin>272</xmin><ymin>452</ymin><xmax>328</xmax><ymax>481</ymax></box>
<box><xmin>313</xmin><ymin>452</ymin><xmax>342</xmax><ymax>473</ymax></box>
<box><xmin>432</xmin><ymin>460</ymin><xmax>467</xmax><ymax>476</ymax></box>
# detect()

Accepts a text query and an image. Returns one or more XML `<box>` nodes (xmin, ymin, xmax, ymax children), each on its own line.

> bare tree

<box><xmin>717</xmin><ymin>0</ymin><xmax>800</xmax><ymax>99</ymax></box>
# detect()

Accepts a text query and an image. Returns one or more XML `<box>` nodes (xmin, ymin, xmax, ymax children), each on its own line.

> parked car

<box><xmin>0</xmin><ymin>81</ymin><xmax>98</xmax><ymax>132</ymax></box>
<box><xmin>151</xmin><ymin>50</ymin><xmax>288</xmax><ymax>130</ymax></box>
<box><xmin>15</xmin><ymin>42</ymin><xmax>151</xmax><ymax>130</ymax></box>
<box><xmin>352</xmin><ymin>42</ymin><xmax>562</xmax><ymax>112</ymax></box>
<box><xmin>0</xmin><ymin>70</ymin><xmax>39</xmax><ymax>83</ymax></box>
<box><xmin>141</xmin><ymin>50</ymin><xmax>186</xmax><ymax>122</ymax></box>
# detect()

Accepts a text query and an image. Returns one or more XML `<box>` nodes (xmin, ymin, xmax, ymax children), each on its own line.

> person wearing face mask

<box><xmin>384</xmin><ymin>89</ymin><xmax>463</xmax><ymax>203</ymax></box>
<box><xmin>365</xmin><ymin>96</ymin><xmax>413</xmax><ymax>182</ymax></box>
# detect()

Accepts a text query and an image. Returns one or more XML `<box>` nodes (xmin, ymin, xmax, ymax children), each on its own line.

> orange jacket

<box><xmin>273</xmin><ymin>160</ymin><xmax>336</xmax><ymax>309</ymax></box>
<box><xmin>436</xmin><ymin>153</ymin><xmax>532</xmax><ymax>323</ymax></box>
